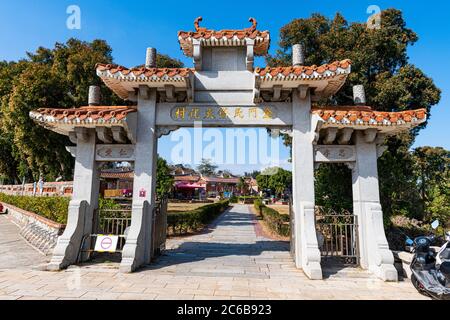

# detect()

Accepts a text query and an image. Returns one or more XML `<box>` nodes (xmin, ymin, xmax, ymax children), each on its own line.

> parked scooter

<box><xmin>406</xmin><ymin>220</ymin><xmax>450</xmax><ymax>300</ymax></box>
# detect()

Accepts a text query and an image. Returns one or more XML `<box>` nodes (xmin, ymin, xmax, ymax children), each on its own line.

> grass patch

<box><xmin>167</xmin><ymin>200</ymin><xmax>230</xmax><ymax>235</ymax></box>
<box><xmin>254</xmin><ymin>199</ymin><xmax>290</xmax><ymax>237</ymax></box>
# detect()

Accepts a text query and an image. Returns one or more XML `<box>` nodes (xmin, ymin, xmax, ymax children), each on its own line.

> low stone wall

<box><xmin>1</xmin><ymin>202</ymin><xmax>65</xmax><ymax>255</ymax></box>
<box><xmin>0</xmin><ymin>181</ymin><xmax>73</xmax><ymax>197</ymax></box>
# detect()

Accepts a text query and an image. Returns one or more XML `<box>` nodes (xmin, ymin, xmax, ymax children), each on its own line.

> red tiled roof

<box><xmin>201</xmin><ymin>177</ymin><xmax>240</xmax><ymax>184</ymax></box>
<box><xmin>178</xmin><ymin>17</ymin><xmax>270</xmax><ymax>57</ymax></box>
<box><xmin>100</xmin><ymin>171</ymin><xmax>134</xmax><ymax>179</ymax></box>
<box><xmin>30</xmin><ymin>106</ymin><xmax>137</xmax><ymax>124</ymax></box>
<box><xmin>312</xmin><ymin>106</ymin><xmax>427</xmax><ymax>127</ymax></box>
<box><xmin>96</xmin><ymin>64</ymin><xmax>193</xmax><ymax>79</ymax></box>
<box><xmin>255</xmin><ymin>60</ymin><xmax>352</xmax><ymax>79</ymax></box>
<box><xmin>174</xmin><ymin>175</ymin><xmax>200</xmax><ymax>182</ymax></box>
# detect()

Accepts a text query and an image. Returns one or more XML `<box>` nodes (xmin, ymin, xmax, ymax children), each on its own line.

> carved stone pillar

<box><xmin>48</xmin><ymin>128</ymin><xmax>99</xmax><ymax>270</ymax></box>
<box><xmin>120</xmin><ymin>86</ymin><xmax>158</xmax><ymax>273</ymax></box>
<box><xmin>291</xmin><ymin>88</ymin><xmax>322</xmax><ymax>280</ymax></box>
<box><xmin>352</xmin><ymin>131</ymin><xmax>397</xmax><ymax>281</ymax></box>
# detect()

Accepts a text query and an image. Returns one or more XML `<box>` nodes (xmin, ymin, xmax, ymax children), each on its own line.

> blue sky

<box><xmin>0</xmin><ymin>0</ymin><xmax>448</xmax><ymax>174</ymax></box>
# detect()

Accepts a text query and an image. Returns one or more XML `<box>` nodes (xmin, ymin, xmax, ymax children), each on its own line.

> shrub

<box><xmin>254</xmin><ymin>200</ymin><xmax>290</xmax><ymax>237</ymax></box>
<box><xmin>167</xmin><ymin>200</ymin><xmax>229</xmax><ymax>235</ymax></box>
<box><xmin>0</xmin><ymin>193</ymin><xmax>70</xmax><ymax>224</ymax></box>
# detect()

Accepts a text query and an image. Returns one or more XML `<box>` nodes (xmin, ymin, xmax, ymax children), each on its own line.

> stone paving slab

<box><xmin>0</xmin><ymin>215</ymin><xmax>48</xmax><ymax>270</ymax></box>
<box><xmin>0</xmin><ymin>205</ymin><xmax>428</xmax><ymax>300</ymax></box>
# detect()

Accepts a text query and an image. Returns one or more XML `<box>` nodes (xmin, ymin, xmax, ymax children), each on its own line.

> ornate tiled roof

<box><xmin>96</xmin><ymin>64</ymin><xmax>193</xmax><ymax>79</ymax></box>
<box><xmin>96</xmin><ymin>64</ymin><xmax>194</xmax><ymax>100</ymax></box>
<box><xmin>256</xmin><ymin>60</ymin><xmax>352</xmax><ymax>80</ymax></box>
<box><xmin>30</xmin><ymin>106</ymin><xmax>137</xmax><ymax>124</ymax></box>
<box><xmin>312</xmin><ymin>106</ymin><xmax>427</xmax><ymax>127</ymax></box>
<box><xmin>178</xmin><ymin>17</ymin><xmax>270</xmax><ymax>57</ymax></box>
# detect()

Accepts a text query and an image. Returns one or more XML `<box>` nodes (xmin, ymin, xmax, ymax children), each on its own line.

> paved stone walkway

<box><xmin>0</xmin><ymin>215</ymin><xmax>48</xmax><ymax>270</ymax></box>
<box><xmin>0</xmin><ymin>205</ymin><xmax>427</xmax><ymax>300</ymax></box>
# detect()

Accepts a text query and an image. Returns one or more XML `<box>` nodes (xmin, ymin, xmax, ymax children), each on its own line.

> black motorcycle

<box><xmin>406</xmin><ymin>225</ymin><xmax>450</xmax><ymax>300</ymax></box>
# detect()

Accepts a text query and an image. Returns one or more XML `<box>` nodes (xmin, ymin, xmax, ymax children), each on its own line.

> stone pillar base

<box><xmin>294</xmin><ymin>202</ymin><xmax>323</xmax><ymax>280</ymax></box>
<box><xmin>47</xmin><ymin>200</ymin><xmax>89</xmax><ymax>271</ymax></box>
<box><xmin>359</xmin><ymin>203</ymin><xmax>398</xmax><ymax>282</ymax></box>
<box><xmin>370</xmin><ymin>264</ymin><xmax>398</xmax><ymax>282</ymax></box>
<box><xmin>302</xmin><ymin>262</ymin><xmax>323</xmax><ymax>280</ymax></box>
<box><xmin>120</xmin><ymin>201</ymin><xmax>152</xmax><ymax>273</ymax></box>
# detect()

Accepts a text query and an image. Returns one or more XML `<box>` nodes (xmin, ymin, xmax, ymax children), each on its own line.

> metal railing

<box><xmin>315</xmin><ymin>206</ymin><xmax>359</xmax><ymax>265</ymax></box>
<box><xmin>151</xmin><ymin>197</ymin><xmax>168</xmax><ymax>258</ymax></box>
<box><xmin>77</xmin><ymin>198</ymin><xmax>169</xmax><ymax>264</ymax></box>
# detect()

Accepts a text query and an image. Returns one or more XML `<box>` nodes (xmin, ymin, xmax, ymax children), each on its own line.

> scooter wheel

<box><xmin>411</xmin><ymin>274</ymin><xmax>430</xmax><ymax>298</ymax></box>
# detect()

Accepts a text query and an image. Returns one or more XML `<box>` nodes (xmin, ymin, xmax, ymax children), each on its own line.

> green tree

<box><xmin>256</xmin><ymin>167</ymin><xmax>292</xmax><ymax>196</ymax></box>
<box><xmin>270</xmin><ymin>9</ymin><xmax>441</xmax><ymax>220</ymax></box>
<box><xmin>1</xmin><ymin>39</ymin><xmax>119</xmax><ymax>182</ymax></box>
<box><xmin>237</xmin><ymin>177</ymin><xmax>247</xmax><ymax>195</ymax></box>
<box><xmin>156</xmin><ymin>54</ymin><xmax>184</xmax><ymax>68</ymax></box>
<box><xmin>156</xmin><ymin>157</ymin><xmax>174</xmax><ymax>198</ymax></box>
<box><xmin>0</xmin><ymin>39</ymin><xmax>184</xmax><ymax>183</ymax></box>
<box><xmin>197</xmin><ymin>159</ymin><xmax>218</xmax><ymax>176</ymax></box>
<box><xmin>412</xmin><ymin>146</ymin><xmax>449</xmax><ymax>223</ymax></box>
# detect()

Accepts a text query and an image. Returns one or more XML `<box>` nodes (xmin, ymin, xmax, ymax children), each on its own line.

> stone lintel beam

<box><xmin>363</xmin><ymin>128</ymin><xmax>378</xmax><ymax>143</ymax></box>
<box><xmin>69</xmin><ymin>131</ymin><xmax>77</xmax><ymax>144</ymax></box>
<box><xmin>338</xmin><ymin>128</ymin><xmax>354</xmax><ymax>145</ymax></box>
<box><xmin>246</xmin><ymin>39</ymin><xmax>255</xmax><ymax>71</ymax></box>
<box><xmin>377</xmin><ymin>145</ymin><xmax>388</xmax><ymax>158</ymax></box>
<box><xmin>323</xmin><ymin>127</ymin><xmax>338</xmax><ymax>145</ymax></box>
<box><xmin>193</xmin><ymin>39</ymin><xmax>202</xmax><ymax>71</ymax></box>
<box><xmin>164</xmin><ymin>85</ymin><xmax>176</xmax><ymax>102</ymax></box>
<box><xmin>297</xmin><ymin>85</ymin><xmax>309</xmax><ymax>99</ymax></box>
<box><xmin>96</xmin><ymin>127</ymin><xmax>113</xmax><ymax>144</ymax></box>
<box><xmin>74</xmin><ymin>127</ymin><xmax>91</xmax><ymax>142</ymax></box>
<box><xmin>156</xmin><ymin>126</ymin><xmax>179</xmax><ymax>138</ymax></box>
<box><xmin>272</xmin><ymin>85</ymin><xmax>282</xmax><ymax>102</ymax></box>
<box><xmin>139</xmin><ymin>85</ymin><xmax>150</xmax><ymax>100</ymax></box>
<box><xmin>375</xmin><ymin>133</ymin><xmax>387</xmax><ymax>145</ymax></box>
<box><xmin>127</xmin><ymin>90</ymin><xmax>138</xmax><ymax>102</ymax></box>
<box><xmin>111</xmin><ymin>126</ymin><xmax>127</xmax><ymax>143</ymax></box>
<box><xmin>65</xmin><ymin>146</ymin><xmax>77</xmax><ymax>158</ymax></box>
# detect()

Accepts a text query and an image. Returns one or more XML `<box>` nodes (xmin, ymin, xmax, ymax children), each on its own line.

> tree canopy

<box><xmin>197</xmin><ymin>159</ymin><xmax>218</xmax><ymax>176</ymax></box>
<box><xmin>256</xmin><ymin>167</ymin><xmax>292</xmax><ymax>196</ymax></box>
<box><xmin>0</xmin><ymin>39</ymin><xmax>183</xmax><ymax>183</ymax></box>
<box><xmin>156</xmin><ymin>156</ymin><xmax>174</xmax><ymax>197</ymax></box>
<box><xmin>269</xmin><ymin>9</ymin><xmax>445</xmax><ymax>223</ymax></box>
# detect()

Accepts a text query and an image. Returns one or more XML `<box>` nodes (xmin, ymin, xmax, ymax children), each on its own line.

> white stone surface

<box><xmin>352</xmin><ymin>131</ymin><xmax>397</xmax><ymax>281</ymax></box>
<box><xmin>120</xmin><ymin>86</ymin><xmax>158</xmax><ymax>273</ymax></box>
<box><xmin>48</xmin><ymin>128</ymin><xmax>99</xmax><ymax>271</ymax></box>
<box><xmin>291</xmin><ymin>88</ymin><xmax>322</xmax><ymax>279</ymax></box>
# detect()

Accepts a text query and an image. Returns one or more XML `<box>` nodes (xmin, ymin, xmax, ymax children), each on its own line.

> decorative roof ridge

<box><xmin>30</xmin><ymin>105</ymin><xmax>137</xmax><ymax>123</ymax></box>
<box><xmin>255</xmin><ymin>59</ymin><xmax>352</xmax><ymax>77</ymax></box>
<box><xmin>312</xmin><ymin>106</ymin><xmax>427</xmax><ymax>126</ymax></box>
<box><xmin>36</xmin><ymin>105</ymin><xmax>135</xmax><ymax>113</ymax></box>
<box><xmin>178</xmin><ymin>16</ymin><xmax>269</xmax><ymax>38</ymax></box>
<box><xmin>178</xmin><ymin>17</ymin><xmax>270</xmax><ymax>57</ymax></box>
<box><xmin>96</xmin><ymin>63</ymin><xmax>194</xmax><ymax>77</ymax></box>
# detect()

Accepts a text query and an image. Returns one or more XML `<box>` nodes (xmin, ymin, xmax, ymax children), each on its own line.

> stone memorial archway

<box><xmin>30</xmin><ymin>17</ymin><xmax>426</xmax><ymax>281</ymax></box>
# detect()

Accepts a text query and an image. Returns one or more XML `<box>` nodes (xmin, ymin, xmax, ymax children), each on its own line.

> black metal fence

<box><xmin>315</xmin><ymin>207</ymin><xmax>359</xmax><ymax>265</ymax></box>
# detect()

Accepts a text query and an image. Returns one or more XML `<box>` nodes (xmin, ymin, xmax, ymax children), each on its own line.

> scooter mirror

<box><xmin>431</xmin><ymin>220</ymin><xmax>439</xmax><ymax>229</ymax></box>
<box><xmin>405</xmin><ymin>238</ymin><xmax>414</xmax><ymax>246</ymax></box>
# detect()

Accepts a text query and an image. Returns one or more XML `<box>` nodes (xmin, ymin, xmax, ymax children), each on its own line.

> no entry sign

<box><xmin>94</xmin><ymin>235</ymin><xmax>119</xmax><ymax>253</ymax></box>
